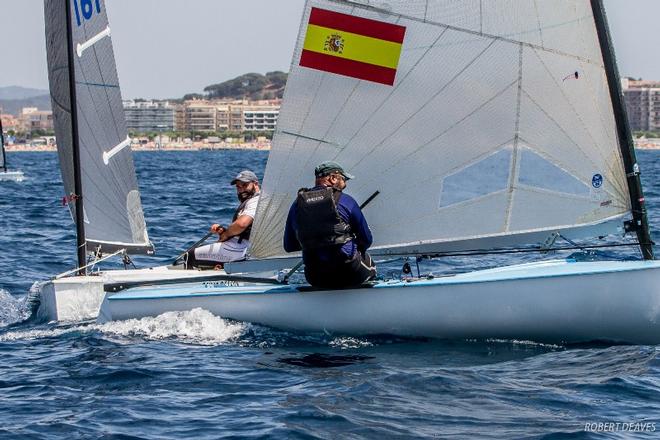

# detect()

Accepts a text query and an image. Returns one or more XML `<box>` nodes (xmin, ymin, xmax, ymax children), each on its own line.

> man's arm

<box><xmin>345</xmin><ymin>196</ymin><xmax>373</xmax><ymax>251</ymax></box>
<box><xmin>218</xmin><ymin>215</ymin><xmax>252</xmax><ymax>242</ymax></box>
<box><xmin>283</xmin><ymin>203</ymin><xmax>302</xmax><ymax>252</ymax></box>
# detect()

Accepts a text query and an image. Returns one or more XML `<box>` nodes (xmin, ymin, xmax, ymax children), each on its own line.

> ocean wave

<box><xmin>0</xmin><ymin>308</ymin><xmax>248</xmax><ymax>346</ymax></box>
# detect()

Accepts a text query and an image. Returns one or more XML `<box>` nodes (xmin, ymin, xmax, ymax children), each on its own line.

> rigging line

<box><xmin>530</xmin><ymin>48</ymin><xmax>625</xmax><ymax>197</ymax></box>
<box><xmin>338</xmin><ymin>26</ymin><xmax>450</xmax><ymax>163</ymax></box>
<box><xmin>533</xmin><ymin>0</ymin><xmax>544</xmax><ymax>48</ymax></box>
<box><xmin>378</xmin><ymin>241</ymin><xmax>646</xmax><ymax>259</ymax></box>
<box><xmin>350</xmin><ymin>38</ymin><xmax>498</xmax><ymax>171</ymax></box>
<box><xmin>504</xmin><ymin>43</ymin><xmax>525</xmax><ymax>231</ymax></box>
<box><xmin>326</xmin><ymin>0</ymin><xmax>603</xmax><ymax>67</ymax></box>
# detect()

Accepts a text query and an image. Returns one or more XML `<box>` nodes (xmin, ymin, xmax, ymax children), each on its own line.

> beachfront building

<box><xmin>185</xmin><ymin>100</ymin><xmax>217</xmax><ymax>133</ymax></box>
<box><xmin>18</xmin><ymin>107</ymin><xmax>54</xmax><ymax>133</ymax></box>
<box><xmin>243</xmin><ymin>103</ymin><xmax>279</xmax><ymax>132</ymax></box>
<box><xmin>179</xmin><ymin>99</ymin><xmax>280</xmax><ymax>133</ymax></box>
<box><xmin>622</xmin><ymin>78</ymin><xmax>660</xmax><ymax>132</ymax></box>
<box><xmin>123</xmin><ymin>100</ymin><xmax>176</xmax><ymax>132</ymax></box>
<box><xmin>0</xmin><ymin>113</ymin><xmax>19</xmax><ymax>132</ymax></box>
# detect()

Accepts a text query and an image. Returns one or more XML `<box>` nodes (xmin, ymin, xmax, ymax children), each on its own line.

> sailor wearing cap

<box><xmin>186</xmin><ymin>170</ymin><xmax>260</xmax><ymax>268</ymax></box>
<box><xmin>283</xmin><ymin>161</ymin><xmax>376</xmax><ymax>288</ymax></box>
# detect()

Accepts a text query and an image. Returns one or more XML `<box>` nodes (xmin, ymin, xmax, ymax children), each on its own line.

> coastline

<box><xmin>6</xmin><ymin>139</ymin><xmax>660</xmax><ymax>152</ymax></box>
<box><xmin>5</xmin><ymin>140</ymin><xmax>271</xmax><ymax>152</ymax></box>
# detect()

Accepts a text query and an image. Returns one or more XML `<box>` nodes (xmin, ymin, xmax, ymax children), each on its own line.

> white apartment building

<box><xmin>123</xmin><ymin>100</ymin><xmax>176</xmax><ymax>132</ymax></box>
<box><xmin>622</xmin><ymin>78</ymin><xmax>660</xmax><ymax>132</ymax></box>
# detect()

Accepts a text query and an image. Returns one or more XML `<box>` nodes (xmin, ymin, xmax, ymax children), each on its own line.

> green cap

<box><xmin>314</xmin><ymin>161</ymin><xmax>355</xmax><ymax>180</ymax></box>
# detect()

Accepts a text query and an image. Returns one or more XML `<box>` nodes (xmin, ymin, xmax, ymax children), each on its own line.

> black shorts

<box><xmin>304</xmin><ymin>251</ymin><xmax>376</xmax><ymax>289</ymax></box>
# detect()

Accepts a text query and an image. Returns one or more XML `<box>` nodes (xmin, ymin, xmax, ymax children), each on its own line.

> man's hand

<box><xmin>210</xmin><ymin>224</ymin><xmax>225</xmax><ymax>234</ymax></box>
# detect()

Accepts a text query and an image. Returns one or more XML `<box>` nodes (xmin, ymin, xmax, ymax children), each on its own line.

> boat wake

<box><xmin>0</xmin><ymin>308</ymin><xmax>248</xmax><ymax>346</ymax></box>
<box><xmin>0</xmin><ymin>289</ymin><xmax>33</xmax><ymax>328</ymax></box>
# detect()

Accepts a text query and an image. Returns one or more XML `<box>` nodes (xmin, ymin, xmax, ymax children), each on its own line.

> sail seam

<box><xmin>504</xmin><ymin>44</ymin><xmax>524</xmax><ymax>231</ymax></box>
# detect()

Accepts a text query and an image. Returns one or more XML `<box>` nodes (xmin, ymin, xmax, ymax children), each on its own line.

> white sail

<box><xmin>249</xmin><ymin>0</ymin><xmax>631</xmax><ymax>259</ymax></box>
<box><xmin>44</xmin><ymin>0</ymin><xmax>153</xmax><ymax>254</ymax></box>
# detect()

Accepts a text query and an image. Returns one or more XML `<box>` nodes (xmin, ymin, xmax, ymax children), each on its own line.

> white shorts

<box><xmin>193</xmin><ymin>237</ymin><xmax>249</xmax><ymax>263</ymax></box>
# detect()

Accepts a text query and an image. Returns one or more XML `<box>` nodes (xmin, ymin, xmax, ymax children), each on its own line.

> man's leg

<box><xmin>186</xmin><ymin>238</ymin><xmax>248</xmax><ymax>269</ymax></box>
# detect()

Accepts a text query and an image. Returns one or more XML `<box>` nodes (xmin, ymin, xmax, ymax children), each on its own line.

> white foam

<box><xmin>95</xmin><ymin>308</ymin><xmax>247</xmax><ymax>345</ymax></box>
<box><xmin>0</xmin><ymin>289</ymin><xmax>31</xmax><ymax>327</ymax></box>
<box><xmin>485</xmin><ymin>338</ymin><xmax>564</xmax><ymax>349</ymax></box>
<box><xmin>329</xmin><ymin>336</ymin><xmax>374</xmax><ymax>349</ymax></box>
<box><xmin>0</xmin><ymin>308</ymin><xmax>248</xmax><ymax>346</ymax></box>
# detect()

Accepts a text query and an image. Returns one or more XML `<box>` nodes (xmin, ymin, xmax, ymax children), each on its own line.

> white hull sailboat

<box><xmin>51</xmin><ymin>0</ymin><xmax>660</xmax><ymax>344</ymax></box>
<box><xmin>0</xmin><ymin>170</ymin><xmax>24</xmax><ymax>182</ymax></box>
<box><xmin>99</xmin><ymin>259</ymin><xmax>660</xmax><ymax>344</ymax></box>
<box><xmin>36</xmin><ymin>0</ymin><xmax>262</xmax><ymax>322</ymax></box>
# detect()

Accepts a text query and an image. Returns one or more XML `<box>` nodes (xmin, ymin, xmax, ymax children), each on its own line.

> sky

<box><xmin>0</xmin><ymin>0</ymin><xmax>658</xmax><ymax>99</ymax></box>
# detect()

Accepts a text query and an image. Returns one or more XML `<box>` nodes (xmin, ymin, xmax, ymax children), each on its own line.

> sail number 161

<box><xmin>73</xmin><ymin>0</ymin><xmax>102</xmax><ymax>26</ymax></box>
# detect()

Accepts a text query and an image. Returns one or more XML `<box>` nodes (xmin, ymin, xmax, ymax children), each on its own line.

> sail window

<box><xmin>439</xmin><ymin>148</ymin><xmax>512</xmax><ymax>207</ymax></box>
<box><xmin>518</xmin><ymin>149</ymin><xmax>590</xmax><ymax>196</ymax></box>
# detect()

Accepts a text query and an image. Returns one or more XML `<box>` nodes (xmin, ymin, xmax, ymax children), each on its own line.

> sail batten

<box><xmin>249</xmin><ymin>0</ymin><xmax>635</xmax><ymax>260</ymax></box>
<box><xmin>45</xmin><ymin>0</ymin><xmax>153</xmax><ymax>256</ymax></box>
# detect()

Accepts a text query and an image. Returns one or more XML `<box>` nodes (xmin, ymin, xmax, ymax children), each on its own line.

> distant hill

<box><xmin>0</xmin><ymin>95</ymin><xmax>52</xmax><ymax>116</ymax></box>
<box><xmin>190</xmin><ymin>72</ymin><xmax>288</xmax><ymax>101</ymax></box>
<box><xmin>0</xmin><ymin>86</ymin><xmax>48</xmax><ymax>100</ymax></box>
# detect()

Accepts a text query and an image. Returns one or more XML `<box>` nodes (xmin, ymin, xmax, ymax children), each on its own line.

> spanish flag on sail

<box><xmin>299</xmin><ymin>8</ymin><xmax>406</xmax><ymax>86</ymax></box>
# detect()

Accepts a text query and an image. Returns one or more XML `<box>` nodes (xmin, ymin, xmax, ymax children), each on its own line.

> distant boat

<box><xmin>0</xmin><ymin>117</ymin><xmax>24</xmax><ymax>182</ymax></box>
<box><xmin>97</xmin><ymin>0</ymin><xmax>660</xmax><ymax>344</ymax></box>
<box><xmin>37</xmin><ymin>0</ymin><xmax>268</xmax><ymax>323</ymax></box>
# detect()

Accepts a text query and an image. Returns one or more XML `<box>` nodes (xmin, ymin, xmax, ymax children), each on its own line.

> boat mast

<box><xmin>65</xmin><ymin>0</ymin><xmax>88</xmax><ymax>274</ymax></box>
<box><xmin>0</xmin><ymin>117</ymin><xmax>6</xmax><ymax>173</ymax></box>
<box><xmin>591</xmin><ymin>0</ymin><xmax>654</xmax><ymax>260</ymax></box>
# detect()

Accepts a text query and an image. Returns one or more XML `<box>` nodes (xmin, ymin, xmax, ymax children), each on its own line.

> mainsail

<box><xmin>44</xmin><ymin>0</ymin><xmax>153</xmax><ymax>256</ymax></box>
<box><xmin>250</xmin><ymin>0</ymin><xmax>644</xmax><ymax>259</ymax></box>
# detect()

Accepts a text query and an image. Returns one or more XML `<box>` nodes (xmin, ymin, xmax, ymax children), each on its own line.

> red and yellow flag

<box><xmin>299</xmin><ymin>8</ymin><xmax>406</xmax><ymax>86</ymax></box>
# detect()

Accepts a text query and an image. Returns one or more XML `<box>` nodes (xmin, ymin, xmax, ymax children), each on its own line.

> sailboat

<box><xmin>0</xmin><ymin>117</ymin><xmax>24</xmax><ymax>181</ymax></box>
<box><xmin>37</xmin><ymin>0</ymin><xmax>273</xmax><ymax>322</ymax></box>
<box><xmin>102</xmin><ymin>0</ymin><xmax>660</xmax><ymax>344</ymax></box>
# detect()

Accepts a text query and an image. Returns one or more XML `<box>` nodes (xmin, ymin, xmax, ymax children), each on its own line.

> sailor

<box><xmin>186</xmin><ymin>170</ymin><xmax>260</xmax><ymax>269</ymax></box>
<box><xmin>283</xmin><ymin>161</ymin><xmax>376</xmax><ymax>288</ymax></box>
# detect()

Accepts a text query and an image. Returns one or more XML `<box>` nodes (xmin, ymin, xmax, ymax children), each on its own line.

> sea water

<box><xmin>0</xmin><ymin>150</ymin><xmax>658</xmax><ymax>439</ymax></box>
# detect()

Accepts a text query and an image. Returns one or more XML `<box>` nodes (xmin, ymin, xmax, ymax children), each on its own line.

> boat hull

<box><xmin>37</xmin><ymin>265</ymin><xmax>274</xmax><ymax>322</ymax></box>
<box><xmin>98</xmin><ymin>260</ymin><xmax>660</xmax><ymax>344</ymax></box>
<box><xmin>0</xmin><ymin>170</ymin><xmax>24</xmax><ymax>181</ymax></box>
